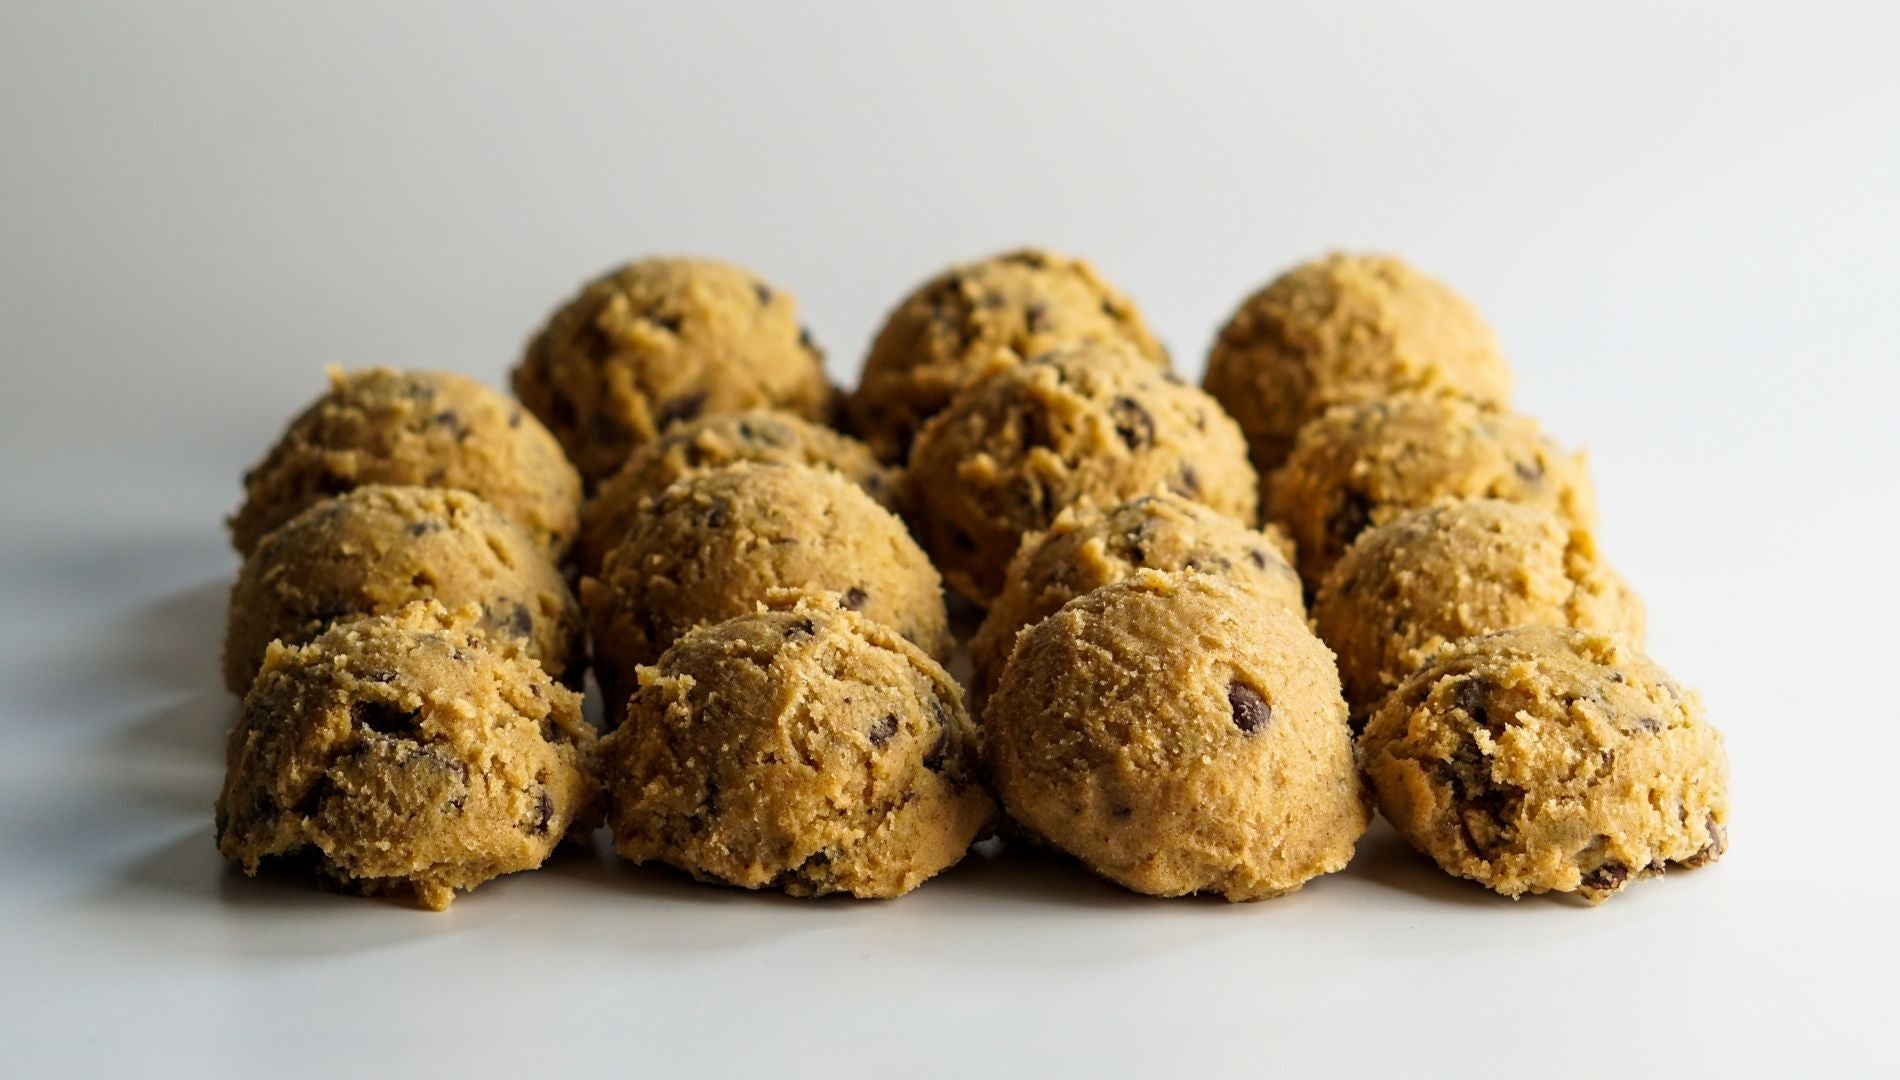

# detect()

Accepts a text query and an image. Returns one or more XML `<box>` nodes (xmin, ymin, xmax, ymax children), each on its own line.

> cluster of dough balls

<box><xmin>1207</xmin><ymin>252</ymin><xmax>1728</xmax><ymax>902</ymax></box>
<box><xmin>212</xmin><ymin>246</ymin><xmax>1728</xmax><ymax>911</ymax></box>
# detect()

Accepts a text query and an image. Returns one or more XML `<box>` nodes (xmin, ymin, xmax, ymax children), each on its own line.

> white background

<box><xmin>3</xmin><ymin>2</ymin><xmax>1895</xmax><ymax>1075</ymax></box>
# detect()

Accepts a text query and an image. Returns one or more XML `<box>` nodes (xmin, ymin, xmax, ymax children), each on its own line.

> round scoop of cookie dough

<box><xmin>849</xmin><ymin>247</ymin><xmax>1168</xmax><ymax>463</ymax></box>
<box><xmin>601</xmin><ymin>598</ymin><xmax>994</xmax><ymax>898</ymax></box>
<box><xmin>1204</xmin><ymin>253</ymin><xmax>1513</xmax><ymax>476</ymax></box>
<box><xmin>1359</xmin><ymin>626</ymin><xmax>1728</xmax><ymax>903</ymax></box>
<box><xmin>970</xmin><ymin>493</ymin><xmax>1304</xmax><ymax>711</ymax></box>
<box><xmin>513</xmin><ymin>257</ymin><xmax>833</xmax><ymax>485</ymax></box>
<box><xmin>582</xmin><ymin>461</ymin><xmax>950</xmax><ymax>723</ymax></box>
<box><xmin>1269</xmin><ymin>394</ymin><xmax>1594</xmax><ymax>587</ymax></box>
<box><xmin>908</xmin><ymin>344</ymin><xmax>1257</xmax><ymax>606</ymax></box>
<box><xmin>222</xmin><ymin>486</ymin><xmax>583</xmax><ymax>695</ymax></box>
<box><xmin>215</xmin><ymin>602</ymin><xmax>599</xmax><ymax>911</ymax></box>
<box><xmin>577</xmin><ymin>408</ymin><xmax>900</xmax><ymax>576</ymax></box>
<box><xmin>987</xmin><ymin>570</ymin><xmax>1369</xmax><ymax>900</ymax></box>
<box><xmin>1315</xmin><ymin>500</ymin><xmax>1644</xmax><ymax>727</ymax></box>
<box><xmin>230</xmin><ymin>367</ymin><xmax>582</xmax><ymax>559</ymax></box>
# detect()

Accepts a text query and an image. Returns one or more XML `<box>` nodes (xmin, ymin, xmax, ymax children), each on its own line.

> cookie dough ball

<box><xmin>908</xmin><ymin>345</ymin><xmax>1257</xmax><ymax>606</ymax></box>
<box><xmin>222</xmin><ymin>486</ymin><xmax>583</xmax><ymax>695</ymax></box>
<box><xmin>987</xmin><ymin>571</ymin><xmax>1368</xmax><ymax>900</ymax></box>
<box><xmin>513</xmin><ymin>258</ymin><xmax>834</xmax><ymax>485</ymax></box>
<box><xmin>850</xmin><ymin>248</ymin><xmax>1168</xmax><ymax>463</ymax></box>
<box><xmin>1270</xmin><ymin>394</ymin><xmax>1594</xmax><ymax>587</ymax></box>
<box><xmin>582</xmin><ymin>462</ymin><xmax>950</xmax><ymax>722</ymax></box>
<box><xmin>1204</xmin><ymin>253</ymin><xmax>1513</xmax><ymax>476</ymax></box>
<box><xmin>970</xmin><ymin>494</ymin><xmax>1304</xmax><ymax>711</ymax></box>
<box><xmin>577</xmin><ymin>409</ymin><xmax>900</xmax><ymax>576</ymax></box>
<box><xmin>601</xmin><ymin>598</ymin><xmax>993</xmax><ymax>898</ymax></box>
<box><xmin>1359</xmin><ymin>626</ymin><xmax>1729</xmax><ymax>903</ymax></box>
<box><xmin>215</xmin><ymin>602</ymin><xmax>599</xmax><ymax>911</ymax></box>
<box><xmin>1314</xmin><ymin>501</ymin><xmax>1644</xmax><ymax>727</ymax></box>
<box><xmin>230</xmin><ymin>367</ymin><xmax>581</xmax><ymax>558</ymax></box>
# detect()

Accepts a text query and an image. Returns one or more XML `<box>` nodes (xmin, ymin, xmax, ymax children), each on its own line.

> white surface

<box><xmin>3</xmin><ymin>2</ymin><xmax>1896</xmax><ymax>1075</ymax></box>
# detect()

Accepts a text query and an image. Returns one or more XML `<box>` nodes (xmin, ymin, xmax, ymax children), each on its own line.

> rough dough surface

<box><xmin>1204</xmin><ymin>253</ymin><xmax>1513</xmax><ymax>476</ymax></box>
<box><xmin>849</xmin><ymin>248</ymin><xmax>1168</xmax><ymax>463</ymax></box>
<box><xmin>513</xmin><ymin>257</ymin><xmax>834</xmax><ymax>485</ymax></box>
<box><xmin>1314</xmin><ymin>500</ymin><xmax>1643</xmax><ymax>726</ymax></box>
<box><xmin>1359</xmin><ymin>626</ymin><xmax>1728</xmax><ymax>903</ymax></box>
<box><xmin>215</xmin><ymin>602</ymin><xmax>600</xmax><ymax>911</ymax></box>
<box><xmin>600</xmin><ymin>597</ymin><xmax>994</xmax><ymax>898</ymax></box>
<box><xmin>907</xmin><ymin>345</ymin><xmax>1257</xmax><ymax>606</ymax></box>
<box><xmin>970</xmin><ymin>493</ymin><xmax>1304</xmax><ymax>711</ymax></box>
<box><xmin>986</xmin><ymin>571</ymin><xmax>1369</xmax><ymax>900</ymax></box>
<box><xmin>230</xmin><ymin>367</ymin><xmax>581</xmax><ymax>559</ymax></box>
<box><xmin>577</xmin><ymin>408</ymin><xmax>899</xmax><ymax>576</ymax></box>
<box><xmin>1269</xmin><ymin>394</ymin><xmax>1594</xmax><ymax>587</ymax></box>
<box><xmin>224</xmin><ymin>485</ymin><xmax>583</xmax><ymax>695</ymax></box>
<box><xmin>582</xmin><ymin>461</ymin><xmax>950</xmax><ymax>723</ymax></box>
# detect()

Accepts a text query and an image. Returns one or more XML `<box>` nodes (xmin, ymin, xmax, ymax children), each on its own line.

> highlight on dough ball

<box><xmin>215</xmin><ymin>601</ymin><xmax>600</xmax><ymax>911</ymax></box>
<box><xmin>1313</xmin><ymin>499</ymin><xmax>1644</xmax><ymax>727</ymax></box>
<box><xmin>849</xmin><ymin>247</ymin><xmax>1169</xmax><ymax>463</ymax></box>
<box><xmin>907</xmin><ymin>342</ymin><xmax>1257</xmax><ymax>606</ymax></box>
<box><xmin>1268</xmin><ymin>393</ymin><xmax>1595</xmax><ymax>588</ymax></box>
<box><xmin>1358</xmin><ymin>626</ymin><xmax>1728</xmax><ymax>904</ymax></box>
<box><xmin>599</xmin><ymin>596</ymin><xmax>994</xmax><ymax>899</ymax></box>
<box><xmin>576</xmin><ymin>408</ymin><xmax>901</xmax><ymax>577</ymax></box>
<box><xmin>986</xmin><ymin>570</ymin><xmax>1369</xmax><ymax>901</ymax></box>
<box><xmin>512</xmin><ymin>257</ymin><xmax>835</xmax><ymax>486</ymax></box>
<box><xmin>970</xmin><ymin>493</ymin><xmax>1303</xmax><ymax>711</ymax></box>
<box><xmin>223</xmin><ymin>485</ymin><xmax>584</xmax><ymax>695</ymax></box>
<box><xmin>228</xmin><ymin>366</ymin><xmax>582</xmax><ymax>559</ymax></box>
<box><xmin>1204</xmin><ymin>252</ymin><xmax>1513</xmax><ymax>477</ymax></box>
<box><xmin>581</xmin><ymin>461</ymin><xmax>950</xmax><ymax>723</ymax></box>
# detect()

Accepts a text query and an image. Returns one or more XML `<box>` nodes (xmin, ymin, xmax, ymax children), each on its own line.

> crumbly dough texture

<box><xmin>513</xmin><ymin>257</ymin><xmax>834</xmax><ymax>485</ymax></box>
<box><xmin>1204</xmin><ymin>253</ymin><xmax>1513</xmax><ymax>476</ymax></box>
<box><xmin>1314</xmin><ymin>500</ymin><xmax>1643</xmax><ymax>726</ymax></box>
<box><xmin>215</xmin><ymin>602</ymin><xmax>600</xmax><ymax>911</ymax></box>
<box><xmin>907</xmin><ymin>344</ymin><xmax>1258</xmax><ymax>606</ymax></box>
<box><xmin>577</xmin><ymin>408</ymin><xmax>899</xmax><ymax>576</ymax></box>
<box><xmin>223</xmin><ymin>486</ymin><xmax>583</xmax><ymax>695</ymax></box>
<box><xmin>970</xmin><ymin>493</ymin><xmax>1304</xmax><ymax>711</ymax></box>
<box><xmin>1359</xmin><ymin>626</ymin><xmax>1728</xmax><ymax>903</ymax></box>
<box><xmin>1270</xmin><ymin>394</ymin><xmax>1594</xmax><ymax>587</ymax></box>
<box><xmin>986</xmin><ymin>571</ymin><xmax>1369</xmax><ymax>900</ymax></box>
<box><xmin>849</xmin><ymin>248</ymin><xmax>1168</xmax><ymax>463</ymax></box>
<box><xmin>601</xmin><ymin>598</ymin><xmax>994</xmax><ymax>898</ymax></box>
<box><xmin>229</xmin><ymin>367</ymin><xmax>581</xmax><ymax>558</ymax></box>
<box><xmin>582</xmin><ymin>461</ymin><xmax>950</xmax><ymax>723</ymax></box>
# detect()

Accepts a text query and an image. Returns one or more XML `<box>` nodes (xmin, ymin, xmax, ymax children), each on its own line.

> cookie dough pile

<box><xmin>213</xmin><ymin>247</ymin><xmax>1727</xmax><ymax>911</ymax></box>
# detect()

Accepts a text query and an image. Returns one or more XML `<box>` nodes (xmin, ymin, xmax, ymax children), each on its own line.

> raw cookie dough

<box><xmin>1204</xmin><ymin>253</ymin><xmax>1513</xmax><ymax>476</ymax></box>
<box><xmin>849</xmin><ymin>248</ymin><xmax>1168</xmax><ymax>463</ymax></box>
<box><xmin>1269</xmin><ymin>394</ymin><xmax>1594</xmax><ymax>587</ymax></box>
<box><xmin>1313</xmin><ymin>500</ymin><xmax>1644</xmax><ymax>727</ymax></box>
<box><xmin>986</xmin><ymin>571</ymin><xmax>1369</xmax><ymax>900</ymax></box>
<box><xmin>907</xmin><ymin>344</ymin><xmax>1257</xmax><ymax>606</ymax></box>
<box><xmin>582</xmin><ymin>461</ymin><xmax>950</xmax><ymax>723</ymax></box>
<box><xmin>222</xmin><ymin>486</ymin><xmax>583</xmax><ymax>695</ymax></box>
<box><xmin>513</xmin><ymin>257</ymin><xmax>834</xmax><ymax>485</ymax></box>
<box><xmin>230</xmin><ymin>367</ymin><xmax>582</xmax><ymax>559</ymax></box>
<box><xmin>600</xmin><ymin>597</ymin><xmax>993</xmax><ymax>898</ymax></box>
<box><xmin>1358</xmin><ymin>626</ymin><xmax>1728</xmax><ymax>903</ymax></box>
<box><xmin>969</xmin><ymin>493</ymin><xmax>1304</xmax><ymax>711</ymax></box>
<box><xmin>215</xmin><ymin>602</ymin><xmax>599</xmax><ymax>911</ymax></box>
<box><xmin>577</xmin><ymin>408</ymin><xmax>900</xmax><ymax>576</ymax></box>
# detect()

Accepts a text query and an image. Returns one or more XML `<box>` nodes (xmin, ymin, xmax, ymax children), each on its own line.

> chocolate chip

<box><xmin>361</xmin><ymin>669</ymin><xmax>398</xmax><ymax>683</ymax></box>
<box><xmin>527</xmin><ymin>787</ymin><xmax>554</xmax><ymax>835</ymax></box>
<box><xmin>1581</xmin><ymin>861</ymin><xmax>1629</xmax><ymax>892</ymax></box>
<box><xmin>1025</xmin><ymin>302</ymin><xmax>1050</xmax><ymax>333</ymax></box>
<box><xmin>753</xmin><ymin>281</ymin><xmax>773</xmax><ymax>306</ymax></box>
<box><xmin>510</xmin><ymin>604</ymin><xmax>534</xmax><ymax>637</ymax></box>
<box><xmin>702</xmin><ymin>499</ymin><xmax>732</xmax><ymax>529</ymax></box>
<box><xmin>785</xmin><ymin>618</ymin><xmax>816</xmax><ymax>639</ymax></box>
<box><xmin>1514</xmin><ymin>458</ymin><xmax>1546</xmax><ymax>483</ymax></box>
<box><xmin>649</xmin><ymin>312</ymin><xmax>683</xmax><ymax>334</ymax></box>
<box><xmin>433</xmin><ymin>410</ymin><xmax>464</xmax><ymax>438</ymax></box>
<box><xmin>1160</xmin><ymin>370</ymin><xmax>1184</xmax><ymax>386</ymax></box>
<box><xmin>405</xmin><ymin>520</ymin><xmax>443</xmax><ymax>537</ymax></box>
<box><xmin>656</xmin><ymin>391</ymin><xmax>708</xmax><ymax>430</ymax></box>
<box><xmin>798</xmin><ymin>325</ymin><xmax>818</xmax><ymax>354</ymax></box>
<box><xmin>869</xmin><ymin>714</ymin><xmax>898</xmax><ymax>747</ymax></box>
<box><xmin>1327</xmin><ymin>491</ymin><xmax>1375</xmax><ymax>552</ymax></box>
<box><xmin>1110</xmin><ymin>396</ymin><xmax>1154</xmax><ymax>450</ymax></box>
<box><xmin>841</xmin><ymin>587</ymin><xmax>868</xmax><ymax>611</ymax></box>
<box><xmin>1248</xmin><ymin>549</ymin><xmax>1270</xmax><ymax>570</ymax></box>
<box><xmin>352</xmin><ymin>699</ymin><xmax>420</xmax><ymax>735</ymax></box>
<box><xmin>508</xmin><ymin>409</ymin><xmax>523</xmax><ymax>429</ymax></box>
<box><xmin>1177</xmin><ymin>464</ymin><xmax>1201</xmax><ymax>496</ymax></box>
<box><xmin>1454</xmin><ymin>678</ymin><xmax>1490</xmax><ymax>730</ymax></box>
<box><xmin>1636</xmin><ymin>716</ymin><xmax>1660</xmax><ymax>733</ymax></box>
<box><xmin>1227</xmin><ymin>681</ymin><xmax>1272</xmax><ymax>734</ymax></box>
